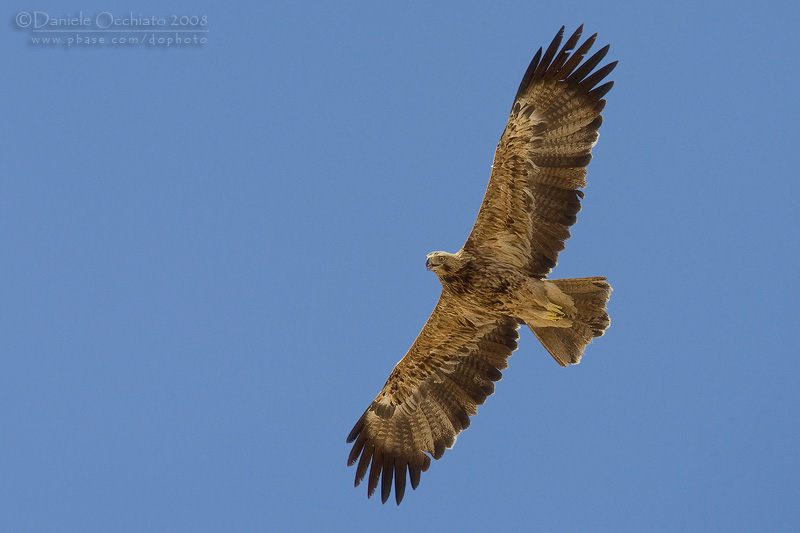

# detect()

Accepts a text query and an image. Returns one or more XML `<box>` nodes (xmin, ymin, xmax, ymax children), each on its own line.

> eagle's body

<box><xmin>347</xmin><ymin>26</ymin><xmax>616</xmax><ymax>505</ymax></box>
<box><xmin>428</xmin><ymin>250</ymin><xmax>574</xmax><ymax>327</ymax></box>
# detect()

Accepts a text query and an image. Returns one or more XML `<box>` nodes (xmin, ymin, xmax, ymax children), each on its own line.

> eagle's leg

<box><xmin>509</xmin><ymin>279</ymin><xmax>576</xmax><ymax>328</ymax></box>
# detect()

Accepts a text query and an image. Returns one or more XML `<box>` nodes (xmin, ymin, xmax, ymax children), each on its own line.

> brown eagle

<box><xmin>347</xmin><ymin>26</ymin><xmax>616</xmax><ymax>505</ymax></box>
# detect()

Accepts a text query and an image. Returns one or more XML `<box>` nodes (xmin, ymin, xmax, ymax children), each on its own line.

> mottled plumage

<box><xmin>347</xmin><ymin>26</ymin><xmax>616</xmax><ymax>505</ymax></box>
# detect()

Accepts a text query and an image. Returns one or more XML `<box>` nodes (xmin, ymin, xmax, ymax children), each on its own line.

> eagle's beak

<box><xmin>426</xmin><ymin>258</ymin><xmax>433</xmax><ymax>270</ymax></box>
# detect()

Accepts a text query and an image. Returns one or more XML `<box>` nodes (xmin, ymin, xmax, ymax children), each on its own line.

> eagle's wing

<box><xmin>346</xmin><ymin>296</ymin><xmax>519</xmax><ymax>505</ymax></box>
<box><xmin>463</xmin><ymin>26</ymin><xmax>617</xmax><ymax>278</ymax></box>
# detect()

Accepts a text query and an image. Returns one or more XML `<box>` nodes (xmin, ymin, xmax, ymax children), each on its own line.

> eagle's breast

<box><xmin>440</xmin><ymin>259</ymin><xmax>524</xmax><ymax>311</ymax></box>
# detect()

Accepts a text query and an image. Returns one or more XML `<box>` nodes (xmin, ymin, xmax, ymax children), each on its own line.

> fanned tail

<box><xmin>531</xmin><ymin>277</ymin><xmax>611</xmax><ymax>366</ymax></box>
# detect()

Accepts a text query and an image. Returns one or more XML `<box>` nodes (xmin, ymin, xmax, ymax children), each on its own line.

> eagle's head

<box><xmin>425</xmin><ymin>251</ymin><xmax>461</xmax><ymax>274</ymax></box>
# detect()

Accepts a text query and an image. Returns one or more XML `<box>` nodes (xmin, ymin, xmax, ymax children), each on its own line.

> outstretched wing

<box><xmin>346</xmin><ymin>296</ymin><xmax>519</xmax><ymax>505</ymax></box>
<box><xmin>464</xmin><ymin>26</ymin><xmax>617</xmax><ymax>278</ymax></box>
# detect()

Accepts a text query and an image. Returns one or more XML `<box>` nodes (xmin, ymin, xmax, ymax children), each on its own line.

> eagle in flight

<box><xmin>347</xmin><ymin>26</ymin><xmax>616</xmax><ymax>505</ymax></box>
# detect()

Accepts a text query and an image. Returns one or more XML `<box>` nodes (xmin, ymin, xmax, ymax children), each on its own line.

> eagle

<box><xmin>346</xmin><ymin>26</ymin><xmax>616</xmax><ymax>505</ymax></box>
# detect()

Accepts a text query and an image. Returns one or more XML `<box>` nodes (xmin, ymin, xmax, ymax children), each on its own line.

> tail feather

<box><xmin>531</xmin><ymin>277</ymin><xmax>611</xmax><ymax>366</ymax></box>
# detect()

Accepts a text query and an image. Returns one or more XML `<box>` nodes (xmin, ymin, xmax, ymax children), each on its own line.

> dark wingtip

<box><xmin>380</xmin><ymin>455</ymin><xmax>394</xmax><ymax>504</ymax></box>
<box><xmin>532</xmin><ymin>26</ymin><xmax>566</xmax><ymax>80</ymax></box>
<box><xmin>394</xmin><ymin>461</ymin><xmax>407</xmax><ymax>504</ymax></box>
<box><xmin>408</xmin><ymin>463</ymin><xmax>421</xmax><ymax>490</ymax></box>
<box><xmin>578</xmin><ymin>60</ymin><xmax>617</xmax><ymax>94</ymax></box>
<box><xmin>354</xmin><ymin>443</ymin><xmax>372</xmax><ymax>488</ymax></box>
<box><xmin>432</xmin><ymin>440</ymin><xmax>444</xmax><ymax>460</ymax></box>
<box><xmin>590</xmin><ymin>80</ymin><xmax>614</xmax><ymax>100</ymax></box>
<box><xmin>346</xmin><ymin>414</ymin><xmax>365</xmax><ymax>443</ymax></box>
<box><xmin>367</xmin><ymin>449</ymin><xmax>382</xmax><ymax>498</ymax></box>
<box><xmin>422</xmin><ymin>455</ymin><xmax>431</xmax><ymax>471</ymax></box>
<box><xmin>566</xmin><ymin>43</ymin><xmax>610</xmax><ymax>85</ymax></box>
<box><xmin>515</xmin><ymin>26</ymin><xmax>616</xmax><ymax>105</ymax></box>
<box><xmin>513</xmin><ymin>45</ymin><xmax>544</xmax><ymax>103</ymax></box>
<box><xmin>347</xmin><ymin>434</ymin><xmax>366</xmax><ymax>466</ymax></box>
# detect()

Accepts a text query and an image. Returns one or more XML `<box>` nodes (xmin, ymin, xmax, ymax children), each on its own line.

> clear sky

<box><xmin>3</xmin><ymin>1</ymin><xmax>799</xmax><ymax>531</ymax></box>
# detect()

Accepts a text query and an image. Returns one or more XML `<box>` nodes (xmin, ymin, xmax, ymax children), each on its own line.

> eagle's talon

<box><xmin>545</xmin><ymin>304</ymin><xmax>565</xmax><ymax>321</ymax></box>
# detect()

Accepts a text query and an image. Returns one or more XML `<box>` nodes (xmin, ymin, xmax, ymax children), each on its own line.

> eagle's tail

<box><xmin>530</xmin><ymin>277</ymin><xmax>611</xmax><ymax>367</ymax></box>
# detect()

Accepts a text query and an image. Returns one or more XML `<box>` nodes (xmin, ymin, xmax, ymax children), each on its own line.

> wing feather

<box><xmin>464</xmin><ymin>26</ymin><xmax>616</xmax><ymax>277</ymax></box>
<box><xmin>346</xmin><ymin>295</ymin><xmax>519</xmax><ymax>504</ymax></box>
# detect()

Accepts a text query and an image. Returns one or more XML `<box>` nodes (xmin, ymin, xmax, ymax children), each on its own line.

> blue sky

<box><xmin>3</xmin><ymin>1</ymin><xmax>799</xmax><ymax>531</ymax></box>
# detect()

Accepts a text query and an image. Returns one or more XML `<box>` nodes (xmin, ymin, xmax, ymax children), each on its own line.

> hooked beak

<box><xmin>426</xmin><ymin>257</ymin><xmax>433</xmax><ymax>270</ymax></box>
